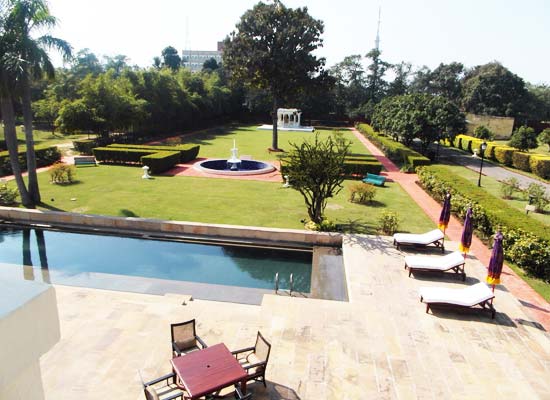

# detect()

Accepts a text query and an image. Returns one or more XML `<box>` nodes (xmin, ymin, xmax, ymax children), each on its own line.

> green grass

<box><xmin>506</xmin><ymin>262</ymin><xmax>550</xmax><ymax>302</ymax></box>
<box><xmin>10</xmin><ymin>165</ymin><xmax>434</xmax><ymax>234</ymax></box>
<box><xmin>160</xmin><ymin>125</ymin><xmax>370</xmax><ymax>160</ymax></box>
<box><xmin>437</xmin><ymin>164</ymin><xmax>549</xmax><ymax>224</ymax></box>
<box><xmin>0</xmin><ymin>127</ymin><xmax>89</xmax><ymax>148</ymax></box>
<box><xmin>493</xmin><ymin>139</ymin><xmax>550</xmax><ymax>157</ymax></box>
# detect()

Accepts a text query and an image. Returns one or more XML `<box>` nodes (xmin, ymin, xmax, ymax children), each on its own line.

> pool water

<box><xmin>0</xmin><ymin>227</ymin><xmax>312</xmax><ymax>292</ymax></box>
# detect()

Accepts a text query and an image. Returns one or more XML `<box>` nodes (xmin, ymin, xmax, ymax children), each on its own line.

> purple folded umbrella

<box><xmin>487</xmin><ymin>231</ymin><xmax>504</xmax><ymax>286</ymax></box>
<box><xmin>459</xmin><ymin>207</ymin><xmax>473</xmax><ymax>254</ymax></box>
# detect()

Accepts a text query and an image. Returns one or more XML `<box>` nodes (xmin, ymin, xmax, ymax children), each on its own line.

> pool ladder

<box><xmin>274</xmin><ymin>272</ymin><xmax>293</xmax><ymax>296</ymax></box>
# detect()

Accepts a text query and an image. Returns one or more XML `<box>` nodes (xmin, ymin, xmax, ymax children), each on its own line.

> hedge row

<box><xmin>343</xmin><ymin>158</ymin><xmax>382</xmax><ymax>177</ymax></box>
<box><xmin>417</xmin><ymin>165</ymin><xmax>550</xmax><ymax>281</ymax></box>
<box><xmin>453</xmin><ymin>134</ymin><xmax>550</xmax><ymax>179</ymax></box>
<box><xmin>141</xmin><ymin>151</ymin><xmax>181</xmax><ymax>174</ymax></box>
<box><xmin>73</xmin><ymin>139</ymin><xmax>97</xmax><ymax>155</ymax></box>
<box><xmin>92</xmin><ymin>147</ymin><xmax>157</xmax><ymax>164</ymax></box>
<box><xmin>0</xmin><ymin>145</ymin><xmax>61</xmax><ymax>176</ymax></box>
<box><xmin>108</xmin><ymin>143</ymin><xmax>200</xmax><ymax>163</ymax></box>
<box><xmin>355</xmin><ymin>123</ymin><xmax>430</xmax><ymax>168</ymax></box>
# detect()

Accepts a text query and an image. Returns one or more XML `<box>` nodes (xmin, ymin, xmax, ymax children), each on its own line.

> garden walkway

<box><xmin>351</xmin><ymin>128</ymin><xmax>550</xmax><ymax>331</ymax></box>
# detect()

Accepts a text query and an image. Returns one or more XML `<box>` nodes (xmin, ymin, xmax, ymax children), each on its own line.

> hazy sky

<box><xmin>46</xmin><ymin>0</ymin><xmax>549</xmax><ymax>84</ymax></box>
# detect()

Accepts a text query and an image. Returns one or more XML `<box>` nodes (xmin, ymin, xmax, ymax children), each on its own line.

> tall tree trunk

<box><xmin>271</xmin><ymin>97</ymin><xmax>279</xmax><ymax>150</ymax></box>
<box><xmin>0</xmin><ymin>94</ymin><xmax>33</xmax><ymax>207</ymax></box>
<box><xmin>21</xmin><ymin>76</ymin><xmax>41</xmax><ymax>204</ymax></box>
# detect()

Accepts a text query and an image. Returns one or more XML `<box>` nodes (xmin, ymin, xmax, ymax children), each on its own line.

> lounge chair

<box><xmin>419</xmin><ymin>282</ymin><xmax>496</xmax><ymax>318</ymax></box>
<box><xmin>393</xmin><ymin>229</ymin><xmax>445</xmax><ymax>252</ymax></box>
<box><xmin>232</xmin><ymin>331</ymin><xmax>271</xmax><ymax>387</ymax></box>
<box><xmin>142</xmin><ymin>372</ymin><xmax>184</xmax><ymax>400</ymax></box>
<box><xmin>405</xmin><ymin>251</ymin><xmax>466</xmax><ymax>280</ymax></box>
<box><xmin>171</xmin><ymin>319</ymin><xmax>208</xmax><ymax>357</ymax></box>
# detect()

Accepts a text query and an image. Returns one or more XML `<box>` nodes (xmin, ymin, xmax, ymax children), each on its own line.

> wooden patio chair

<box><xmin>232</xmin><ymin>331</ymin><xmax>271</xmax><ymax>387</ymax></box>
<box><xmin>419</xmin><ymin>282</ymin><xmax>496</xmax><ymax>318</ymax></box>
<box><xmin>405</xmin><ymin>251</ymin><xmax>466</xmax><ymax>280</ymax></box>
<box><xmin>393</xmin><ymin>229</ymin><xmax>445</xmax><ymax>253</ymax></box>
<box><xmin>170</xmin><ymin>319</ymin><xmax>208</xmax><ymax>357</ymax></box>
<box><xmin>141</xmin><ymin>372</ymin><xmax>185</xmax><ymax>400</ymax></box>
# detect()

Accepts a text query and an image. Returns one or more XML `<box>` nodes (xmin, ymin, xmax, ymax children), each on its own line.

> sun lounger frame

<box><xmin>405</xmin><ymin>260</ymin><xmax>466</xmax><ymax>281</ymax></box>
<box><xmin>393</xmin><ymin>237</ymin><xmax>445</xmax><ymax>253</ymax></box>
<box><xmin>420</xmin><ymin>296</ymin><xmax>496</xmax><ymax>319</ymax></box>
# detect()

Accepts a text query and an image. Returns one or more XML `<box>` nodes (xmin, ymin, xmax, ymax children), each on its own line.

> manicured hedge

<box><xmin>108</xmin><ymin>143</ymin><xmax>200</xmax><ymax>163</ymax></box>
<box><xmin>93</xmin><ymin>147</ymin><xmax>157</xmax><ymax>164</ymax></box>
<box><xmin>0</xmin><ymin>145</ymin><xmax>61</xmax><ymax>176</ymax></box>
<box><xmin>493</xmin><ymin>146</ymin><xmax>515</xmax><ymax>166</ymax></box>
<box><xmin>511</xmin><ymin>152</ymin><xmax>531</xmax><ymax>172</ymax></box>
<box><xmin>355</xmin><ymin>123</ymin><xmax>430</xmax><ymax>168</ymax></box>
<box><xmin>343</xmin><ymin>159</ymin><xmax>382</xmax><ymax>177</ymax></box>
<box><xmin>530</xmin><ymin>155</ymin><xmax>550</xmax><ymax>179</ymax></box>
<box><xmin>417</xmin><ymin>165</ymin><xmax>550</xmax><ymax>281</ymax></box>
<box><xmin>73</xmin><ymin>139</ymin><xmax>97</xmax><ymax>155</ymax></box>
<box><xmin>141</xmin><ymin>151</ymin><xmax>181</xmax><ymax>174</ymax></box>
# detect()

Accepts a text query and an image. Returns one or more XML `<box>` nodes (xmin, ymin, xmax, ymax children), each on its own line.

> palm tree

<box><xmin>7</xmin><ymin>0</ymin><xmax>72</xmax><ymax>204</ymax></box>
<box><xmin>0</xmin><ymin>0</ymin><xmax>33</xmax><ymax>206</ymax></box>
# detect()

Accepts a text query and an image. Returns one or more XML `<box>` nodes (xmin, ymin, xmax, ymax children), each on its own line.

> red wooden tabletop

<box><xmin>171</xmin><ymin>343</ymin><xmax>247</xmax><ymax>399</ymax></box>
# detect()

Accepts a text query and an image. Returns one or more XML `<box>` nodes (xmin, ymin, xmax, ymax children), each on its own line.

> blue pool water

<box><xmin>0</xmin><ymin>227</ymin><xmax>312</xmax><ymax>292</ymax></box>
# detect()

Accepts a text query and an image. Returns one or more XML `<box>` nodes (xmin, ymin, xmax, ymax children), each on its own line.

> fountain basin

<box><xmin>195</xmin><ymin>159</ymin><xmax>276</xmax><ymax>176</ymax></box>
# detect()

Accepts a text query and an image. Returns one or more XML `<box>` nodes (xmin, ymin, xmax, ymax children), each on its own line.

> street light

<box><xmin>434</xmin><ymin>139</ymin><xmax>440</xmax><ymax>162</ymax></box>
<box><xmin>477</xmin><ymin>141</ymin><xmax>487</xmax><ymax>187</ymax></box>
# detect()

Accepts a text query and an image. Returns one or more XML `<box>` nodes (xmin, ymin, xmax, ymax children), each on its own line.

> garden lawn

<box><xmin>493</xmin><ymin>139</ymin><xmax>550</xmax><ymax>157</ymax></box>
<box><xmin>438</xmin><ymin>164</ymin><xmax>549</xmax><ymax>225</ymax></box>
<box><xmin>159</xmin><ymin>126</ymin><xmax>370</xmax><ymax>159</ymax></box>
<box><xmin>24</xmin><ymin>165</ymin><xmax>433</xmax><ymax>234</ymax></box>
<box><xmin>0</xmin><ymin>127</ymin><xmax>89</xmax><ymax>148</ymax></box>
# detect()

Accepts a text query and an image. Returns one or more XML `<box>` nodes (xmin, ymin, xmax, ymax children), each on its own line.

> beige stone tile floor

<box><xmin>39</xmin><ymin>235</ymin><xmax>550</xmax><ymax>400</ymax></box>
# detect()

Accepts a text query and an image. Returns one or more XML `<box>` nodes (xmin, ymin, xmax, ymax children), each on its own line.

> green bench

<box><xmin>73</xmin><ymin>156</ymin><xmax>97</xmax><ymax>166</ymax></box>
<box><xmin>362</xmin><ymin>172</ymin><xmax>386</xmax><ymax>186</ymax></box>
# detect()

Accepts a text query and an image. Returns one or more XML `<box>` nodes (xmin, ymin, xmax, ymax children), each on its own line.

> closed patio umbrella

<box><xmin>458</xmin><ymin>207</ymin><xmax>473</xmax><ymax>255</ymax></box>
<box><xmin>438</xmin><ymin>193</ymin><xmax>452</xmax><ymax>233</ymax></box>
<box><xmin>486</xmin><ymin>231</ymin><xmax>504</xmax><ymax>289</ymax></box>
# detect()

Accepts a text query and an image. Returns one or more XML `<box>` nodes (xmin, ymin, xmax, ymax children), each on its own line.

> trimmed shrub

<box><xmin>108</xmin><ymin>143</ymin><xmax>200</xmax><ymax>163</ymax></box>
<box><xmin>343</xmin><ymin>159</ymin><xmax>382</xmax><ymax>177</ymax></box>
<box><xmin>500</xmin><ymin>177</ymin><xmax>520</xmax><ymax>199</ymax></box>
<box><xmin>485</xmin><ymin>142</ymin><xmax>498</xmax><ymax>160</ymax></box>
<box><xmin>0</xmin><ymin>145</ymin><xmax>61</xmax><ymax>176</ymax></box>
<box><xmin>73</xmin><ymin>139</ymin><xmax>97</xmax><ymax>155</ymax></box>
<box><xmin>0</xmin><ymin>182</ymin><xmax>17</xmax><ymax>205</ymax></box>
<box><xmin>417</xmin><ymin>166</ymin><xmax>550</xmax><ymax>281</ymax></box>
<box><xmin>511</xmin><ymin>152</ymin><xmax>531</xmax><ymax>172</ymax></box>
<box><xmin>378</xmin><ymin>211</ymin><xmax>400</xmax><ymax>235</ymax></box>
<box><xmin>460</xmin><ymin>136</ymin><xmax>473</xmax><ymax>152</ymax></box>
<box><xmin>355</xmin><ymin>123</ymin><xmax>430</xmax><ymax>167</ymax></box>
<box><xmin>141</xmin><ymin>151</ymin><xmax>180</xmax><ymax>174</ymax></box>
<box><xmin>348</xmin><ymin>182</ymin><xmax>377</xmax><ymax>204</ymax></box>
<box><xmin>529</xmin><ymin>155</ymin><xmax>550</xmax><ymax>180</ymax></box>
<box><xmin>93</xmin><ymin>147</ymin><xmax>156</xmax><ymax>164</ymax></box>
<box><xmin>493</xmin><ymin>146</ymin><xmax>515</xmax><ymax>166</ymax></box>
<box><xmin>49</xmin><ymin>162</ymin><xmax>76</xmax><ymax>184</ymax></box>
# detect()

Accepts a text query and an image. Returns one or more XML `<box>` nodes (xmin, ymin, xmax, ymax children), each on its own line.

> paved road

<box><xmin>437</xmin><ymin>145</ymin><xmax>550</xmax><ymax>196</ymax></box>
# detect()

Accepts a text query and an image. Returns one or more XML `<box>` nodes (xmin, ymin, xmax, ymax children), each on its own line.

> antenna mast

<box><xmin>375</xmin><ymin>7</ymin><xmax>381</xmax><ymax>50</ymax></box>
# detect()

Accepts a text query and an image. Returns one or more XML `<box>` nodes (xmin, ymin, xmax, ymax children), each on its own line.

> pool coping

<box><xmin>0</xmin><ymin>207</ymin><xmax>342</xmax><ymax>248</ymax></box>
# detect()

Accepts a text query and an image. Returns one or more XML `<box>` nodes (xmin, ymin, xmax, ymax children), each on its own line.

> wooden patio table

<box><xmin>171</xmin><ymin>343</ymin><xmax>247</xmax><ymax>399</ymax></box>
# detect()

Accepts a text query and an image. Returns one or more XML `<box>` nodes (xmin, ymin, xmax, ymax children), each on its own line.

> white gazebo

<box><xmin>258</xmin><ymin>107</ymin><xmax>314</xmax><ymax>132</ymax></box>
<box><xmin>277</xmin><ymin>108</ymin><xmax>302</xmax><ymax>128</ymax></box>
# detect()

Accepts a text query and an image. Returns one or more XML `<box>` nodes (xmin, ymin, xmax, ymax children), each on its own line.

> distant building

<box><xmin>182</xmin><ymin>41</ymin><xmax>224</xmax><ymax>72</ymax></box>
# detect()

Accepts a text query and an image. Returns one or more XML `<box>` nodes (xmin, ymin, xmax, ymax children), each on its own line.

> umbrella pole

<box><xmin>491</xmin><ymin>284</ymin><xmax>495</xmax><ymax>305</ymax></box>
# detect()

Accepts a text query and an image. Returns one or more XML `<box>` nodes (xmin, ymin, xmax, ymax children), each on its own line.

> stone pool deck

<box><xmin>38</xmin><ymin>235</ymin><xmax>550</xmax><ymax>399</ymax></box>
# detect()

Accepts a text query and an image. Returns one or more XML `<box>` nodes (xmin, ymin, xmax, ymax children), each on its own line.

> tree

<box><xmin>365</xmin><ymin>48</ymin><xmax>390</xmax><ymax>103</ymax></box>
<box><xmin>508</xmin><ymin>126</ymin><xmax>538</xmax><ymax>151</ymax></box>
<box><xmin>223</xmin><ymin>0</ymin><xmax>325</xmax><ymax>150</ymax></box>
<box><xmin>32</xmin><ymin>89</ymin><xmax>61</xmax><ymax>134</ymax></box>
<box><xmin>462</xmin><ymin>62</ymin><xmax>528</xmax><ymax>118</ymax></box>
<box><xmin>103</xmin><ymin>54</ymin><xmax>129</xmax><ymax>75</ymax></box>
<box><xmin>526</xmin><ymin>84</ymin><xmax>550</xmax><ymax>121</ymax></box>
<box><xmin>473</xmin><ymin>125</ymin><xmax>494</xmax><ymax>140</ymax></box>
<box><xmin>329</xmin><ymin>55</ymin><xmax>367</xmax><ymax>117</ymax></box>
<box><xmin>6</xmin><ymin>0</ymin><xmax>71</xmax><ymax>204</ymax></box>
<box><xmin>409</xmin><ymin>62</ymin><xmax>464</xmax><ymax>104</ymax></box>
<box><xmin>72</xmin><ymin>48</ymin><xmax>102</xmax><ymax>78</ymax></box>
<box><xmin>152</xmin><ymin>56</ymin><xmax>161</xmax><ymax>70</ymax></box>
<box><xmin>282</xmin><ymin>133</ymin><xmax>349</xmax><ymax>224</ymax></box>
<box><xmin>161</xmin><ymin>46</ymin><xmax>181</xmax><ymax>71</ymax></box>
<box><xmin>386</xmin><ymin>61</ymin><xmax>411</xmax><ymax>97</ymax></box>
<box><xmin>202</xmin><ymin>58</ymin><xmax>219</xmax><ymax>71</ymax></box>
<box><xmin>539</xmin><ymin>128</ymin><xmax>550</xmax><ymax>151</ymax></box>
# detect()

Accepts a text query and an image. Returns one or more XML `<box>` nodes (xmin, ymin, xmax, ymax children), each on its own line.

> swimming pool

<box><xmin>0</xmin><ymin>226</ymin><xmax>312</xmax><ymax>293</ymax></box>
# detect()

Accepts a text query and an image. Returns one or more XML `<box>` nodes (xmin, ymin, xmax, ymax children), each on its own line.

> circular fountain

<box><xmin>194</xmin><ymin>140</ymin><xmax>276</xmax><ymax>176</ymax></box>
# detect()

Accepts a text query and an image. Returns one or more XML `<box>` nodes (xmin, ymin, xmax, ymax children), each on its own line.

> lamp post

<box><xmin>434</xmin><ymin>139</ymin><xmax>440</xmax><ymax>162</ymax></box>
<box><xmin>477</xmin><ymin>141</ymin><xmax>487</xmax><ymax>187</ymax></box>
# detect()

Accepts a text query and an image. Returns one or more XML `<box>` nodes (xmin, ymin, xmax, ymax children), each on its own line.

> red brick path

<box><xmin>351</xmin><ymin>128</ymin><xmax>550</xmax><ymax>330</ymax></box>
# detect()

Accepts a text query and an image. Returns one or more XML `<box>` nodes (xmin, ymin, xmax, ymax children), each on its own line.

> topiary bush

<box><xmin>529</xmin><ymin>155</ymin><xmax>550</xmax><ymax>180</ymax></box>
<box><xmin>378</xmin><ymin>211</ymin><xmax>400</xmax><ymax>235</ymax></box>
<box><xmin>511</xmin><ymin>152</ymin><xmax>531</xmax><ymax>172</ymax></box>
<box><xmin>49</xmin><ymin>162</ymin><xmax>76</xmax><ymax>184</ymax></box>
<box><xmin>493</xmin><ymin>146</ymin><xmax>515</xmax><ymax>166</ymax></box>
<box><xmin>141</xmin><ymin>151</ymin><xmax>180</xmax><ymax>174</ymax></box>
<box><xmin>0</xmin><ymin>182</ymin><xmax>17</xmax><ymax>205</ymax></box>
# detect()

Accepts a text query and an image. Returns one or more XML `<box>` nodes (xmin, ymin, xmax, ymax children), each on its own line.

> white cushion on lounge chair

<box><xmin>419</xmin><ymin>283</ymin><xmax>494</xmax><ymax>307</ymax></box>
<box><xmin>405</xmin><ymin>251</ymin><xmax>464</xmax><ymax>271</ymax></box>
<box><xmin>393</xmin><ymin>229</ymin><xmax>444</xmax><ymax>245</ymax></box>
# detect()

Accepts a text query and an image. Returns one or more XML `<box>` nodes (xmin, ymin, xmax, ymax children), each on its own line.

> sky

<box><xmin>45</xmin><ymin>0</ymin><xmax>549</xmax><ymax>85</ymax></box>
